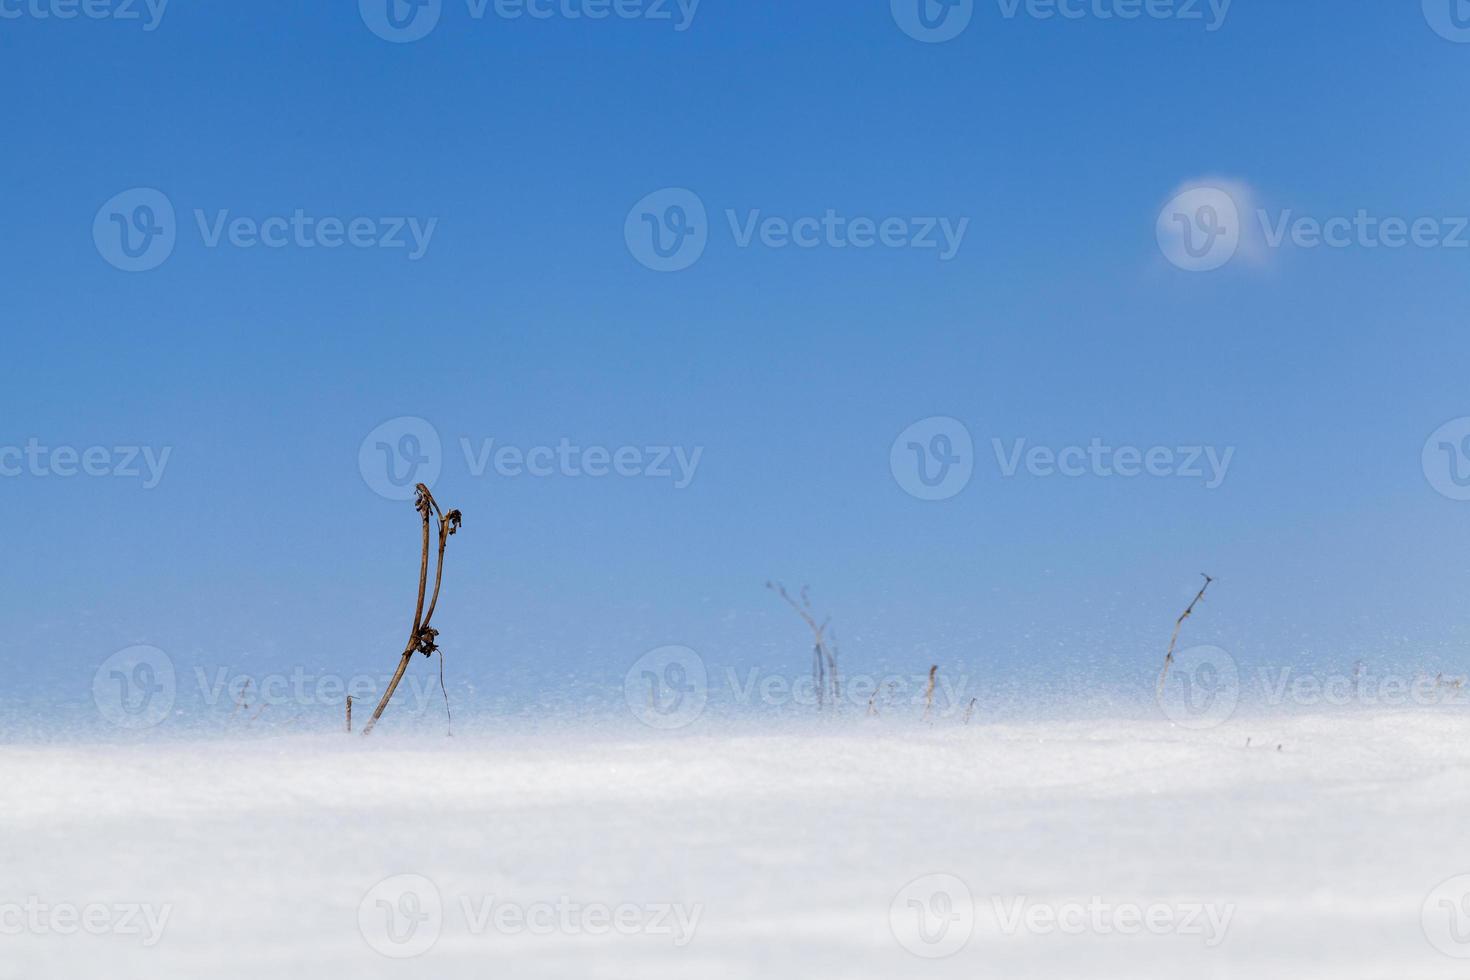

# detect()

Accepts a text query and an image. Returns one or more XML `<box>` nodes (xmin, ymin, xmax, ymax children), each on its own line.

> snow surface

<box><xmin>5</xmin><ymin>711</ymin><xmax>1470</xmax><ymax>978</ymax></box>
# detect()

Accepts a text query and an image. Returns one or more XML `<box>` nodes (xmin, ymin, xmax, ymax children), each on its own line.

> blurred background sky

<box><xmin>4</xmin><ymin>1</ymin><xmax>1470</xmax><ymax>732</ymax></box>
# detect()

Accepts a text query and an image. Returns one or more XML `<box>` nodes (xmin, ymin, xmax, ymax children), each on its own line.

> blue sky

<box><xmin>4</xmin><ymin>1</ymin><xmax>1470</xmax><ymax>731</ymax></box>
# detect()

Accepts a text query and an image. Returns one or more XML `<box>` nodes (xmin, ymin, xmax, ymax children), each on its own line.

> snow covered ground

<box><xmin>5</xmin><ymin>711</ymin><xmax>1470</xmax><ymax>978</ymax></box>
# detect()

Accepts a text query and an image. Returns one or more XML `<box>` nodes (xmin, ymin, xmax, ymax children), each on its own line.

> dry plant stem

<box><xmin>231</xmin><ymin>680</ymin><xmax>252</xmax><ymax>719</ymax></box>
<box><xmin>363</xmin><ymin>484</ymin><xmax>461</xmax><ymax>737</ymax></box>
<box><xmin>767</xmin><ymin>582</ymin><xmax>840</xmax><ymax>710</ymax></box>
<box><xmin>362</xmin><ymin>495</ymin><xmax>431</xmax><ymax>736</ymax></box>
<box><xmin>345</xmin><ymin>696</ymin><xmax>354</xmax><ymax>734</ymax></box>
<box><xmin>923</xmin><ymin>665</ymin><xmax>937</xmax><ymax>722</ymax></box>
<box><xmin>963</xmin><ymin>697</ymin><xmax>977</xmax><ymax>725</ymax></box>
<box><xmin>1156</xmin><ymin>573</ymin><xmax>1215</xmax><ymax>699</ymax></box>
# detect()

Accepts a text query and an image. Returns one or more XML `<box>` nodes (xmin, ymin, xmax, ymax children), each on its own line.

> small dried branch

<box><xmin>923</xmin><ymin>665</ymin><xmax>937</xmax><ymax>722</ymax></box>
<box><xmin>767</xmin><ymin>581</ymin><xmax>841</xmax><ymax>711</ymax></box>
<box><xmin>867</xmin><ymin>681</ymin><xmax>897</xmax><ymax>717</ymax></box>
<box><xmin>963</xmin><ymin>697</ymin><xmax>977</xmax><ymax>725</ymax></box>
<box><xmin>363</xmin><ymin>484</ymin><xmax>463</xmax><ymax>737</ymax></box>
<box><xmin>1156</xmin><ymin>574</ymin><xmax>1215</xmax><ymax>699</ymax></box>
<box><xmin>231</xmin><ymin>680</ymin><xmax>252</xmax><ymax>719</ymax></box>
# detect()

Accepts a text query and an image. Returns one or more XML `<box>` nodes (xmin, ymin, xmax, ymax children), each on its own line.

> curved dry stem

<box><xmin>362</xmin><ymin>484</ymin><xmax>437</xmax><ymax>736</ymax></box>
<box><xmin>1156</xmin><ymin>573</ymin><xmax>1215</xmax><ymax>700</ymax></box>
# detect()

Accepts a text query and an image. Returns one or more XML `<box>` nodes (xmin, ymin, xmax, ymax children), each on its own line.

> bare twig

<box><xmin>767</xmin><ymin>581</ymin><xmax>841</xmax><ymax>711</ymax></box>
<box><xmin>363</xmin><ymin>484</ymin><xmax>463</xmax><ymax>736</ymax></box>
<box><xmin>345</xmin><ymin>695</ymin><xmax>354</xmax><ymax>733</ymax></box>
<box><xmin>867</xmin><ymin>681</ymin><xmax>897</xmax><ymax>717</ymax></box>
<box><xmin>923</xmin><ymin>665</ymin><xmax>937</xmax><ymax>722</ymax></box>
<box><xmin>231</xmin><ymin>680</ymin><xmax>252</xmax><ymax>718</ymax></box>
<box><xmin>1156</xmin><ymin>574</ymin><xmax>1215</xmax><ymax>699</ymax></box>
<box><xmin>963</xmin><ymin>697</ymin><xmax>977</xmax><ymax>725</ymax></box>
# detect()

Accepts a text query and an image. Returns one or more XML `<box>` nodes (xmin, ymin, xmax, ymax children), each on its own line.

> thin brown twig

<box><xmin>231</xmin><ymin>680</ymin><xmax>252</xmax><ymax>718</ymax></box>
<box><xmin>767</xmin><ymin>581</ymin><xmax>841</xmax><ymax>711</ymax></box>
<box><xmin>923</xmin><ymin>665</ymin><xmax>937</xmax><ymax>722</ymax></box>
<box><xmin>1156</xmin><ymin>573</ymin><xmax>1215</xmax><ymax>699</ymax></box>
<box><xmin>363</xmin><ymin>484</ymin><xmax>462</xmax><ymax>736</ymax></box>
